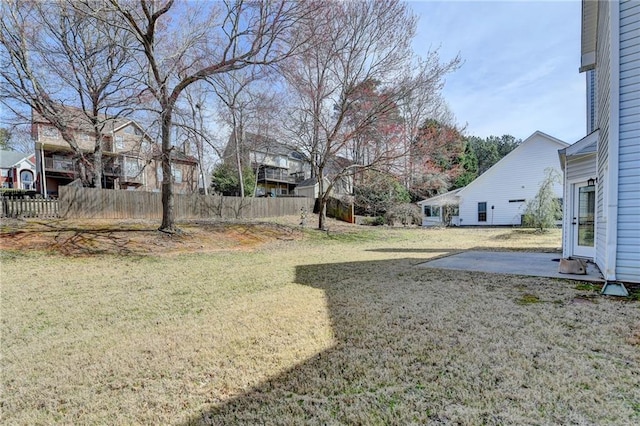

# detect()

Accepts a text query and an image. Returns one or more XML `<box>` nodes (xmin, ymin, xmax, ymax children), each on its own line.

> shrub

<box><xmin>523</xmin><ymin>168</ymin><xmax>561</xmax><ymax>231</ymax></box>
<box><xmin>354</xmin><ymin>170</ymin><xmax>410</xmax><ymax>216</ymax></box>
<box><xmin>360</xmin><ymin>216</ymin><xmax>386</xmax><ymax>226</ymax></box>
<box><xmin>385</xmin><ymin>203</ymin><xmax>421</xmax><ymax>226</ymax></box>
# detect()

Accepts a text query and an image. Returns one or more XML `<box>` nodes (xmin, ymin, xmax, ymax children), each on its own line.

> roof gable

<box><xmin>457</xmin><ymin>131</ymin><xmax>568</xmax><ymax>197</ymax></box>
<box><xmin>0</xmin><ymin>150</ymin><xmax>34</xmax><ymax>168</ymax></box>
<box><xmin>113</xmin><ymin>121</ymin><xmax>144</xmax><ymax>135</ymax></box>
<box><xmin>558</xmin><ymin>130</ymin><xmax>598</xmax><ymax>171</ymax></box>
<box><xmin>417</xmin><ymin>188</ymin><xmax>462</xmax><ymax>206</ymax></box>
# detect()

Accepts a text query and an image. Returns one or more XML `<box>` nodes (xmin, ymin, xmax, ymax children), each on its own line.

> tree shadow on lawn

<box><xmin>184</xmin><ymin>257</ymin><xmax>633</xmax><ymax>425</ymax></box>
<box><xmin>366</xmin><ymin>246</ymin><xmax>562</xmax><ymax>254</ymax></box>
<box><xmin>0</xmin><ymin>223</ymin><xmax>159</xmax><ymax>256</ymax></box>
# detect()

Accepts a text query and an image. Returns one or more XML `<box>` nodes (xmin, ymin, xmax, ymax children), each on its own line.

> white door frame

<box><xmin>569</xmin><ymin>180</ymin><xmax>596</xmax><ymax>259</ymax></box>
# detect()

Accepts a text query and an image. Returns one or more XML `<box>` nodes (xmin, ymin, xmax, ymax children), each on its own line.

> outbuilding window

<box><xmin>423</xmin><ymin>205</ymin><xmax>440</xmax><ymax>218</ymax></box>
<box><xmin>478</xmin><ymin>202</ymin><xmax>487</xmax><ymax>222</ymax></box>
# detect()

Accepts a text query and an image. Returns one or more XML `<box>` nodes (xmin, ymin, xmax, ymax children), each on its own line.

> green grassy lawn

<box><xmin>1</xmin><ymin>223</ymin><xmax>639</xmax><ymax>425</ymax></box>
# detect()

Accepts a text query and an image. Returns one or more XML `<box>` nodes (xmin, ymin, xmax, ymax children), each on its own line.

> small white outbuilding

<box><xmin>418</xmin><ymin>131</ymin><xmax>569</xmax><ymax>227</ymax></box>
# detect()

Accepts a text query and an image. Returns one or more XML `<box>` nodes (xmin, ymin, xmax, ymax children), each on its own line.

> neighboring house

<box><xmin>148</xmin><ymin>148</ymin><xmax>199</xmax><ymax>195</ymax></box>
<box><xmin>0</xmin><ymin>150</ymin><xmax>37</xmax><ymax>191</ymax></box>
<box><xmin>325</xmin><ymin>155</ymin><xmax>355</xmax><ymax>196</ymax></box>
<box><xmin>223</xmin><ymin>131</ymin><xmax>311</xmax><ymax>196</ymax></box>
<box><xmin>294</xmin><ymin>175</ymin><xmax>354</xmax><ymax>199</ymax></box>
<box><xmin>294</xmin><ymin>176</ymin><xmax>331</xmax><ymax>198</ymax></box>
<box><xmin>223</xmin><ymin>130</ymin><xmax>355</xmax><ymax>198</ymax></box>
<box><xmin>32</xmin><ymin>107</ymin><xmax>198</xmax><ymax>197</ymax></box>
<box><xmin>418</xmin><ymin>131</ymin><xmax>568</xmax><ymax>227</ymax></box>
<box><xmin>293</xmin><ymin>156</ymin><xmax>355</xmax><ymax>198</ymax></box>
<box><xmin>558</xmin><ymin>0</ymin><xmax>640</xmax><ymax>291</ymax></box>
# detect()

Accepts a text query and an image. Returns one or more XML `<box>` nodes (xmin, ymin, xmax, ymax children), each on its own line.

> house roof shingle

<box><xmin>0</xmin><ymin>150</ymin><xmax>33</xmax><ymax>168</ymax></box>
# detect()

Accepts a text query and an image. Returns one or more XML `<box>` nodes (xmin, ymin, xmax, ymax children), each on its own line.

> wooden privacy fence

<box><xmin>327</xmin><ymin>197</ymin><xmax>355</xmax><ymax>224</ymax></box>
<box><xmin>59</xmin><ymin>187</ymin><xmax>316</xmax><ymax>220</ymax></box>
<box><xmin>314</xmin><ymin>196</ymin><xmax>355</xmax><ymax>224</ymax></box>
<box><xmin>1</xmin><ymin>197</ymin><xmax>59</xmax><ymax>218</ymax></box>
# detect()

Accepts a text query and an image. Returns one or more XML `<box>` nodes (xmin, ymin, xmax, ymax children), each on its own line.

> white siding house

<box><xmin>559</xmin><ymin>0</ymin><xmax>640</xmax><ymax>291</ymax></box>
<box><xmin>417</xmin><ymin>189</ymin><xmax>462</xmax><ymax>227</ymax></box>
<box><xmin>419</xmin><ymin>131</ymin><xmax>568</xmax><ymax>227</ymax></box>
<box><xmin>294</xmin><ymin>177</ymin><xmax>330</xmax><ymax>198</ymax></box>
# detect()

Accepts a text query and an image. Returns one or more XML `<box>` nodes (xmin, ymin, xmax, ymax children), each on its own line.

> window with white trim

<box><xmin>115</xmin><ymin>136</ymin><xmax>125</xmax><ymax>150</ymax></box>
<box><xmin>423</xmin><ymin>205</ymin><xmax>440</xmax><ymax>218</ymax></box>
<box><xmin>478</xmin><ymin>202</ymin><xmax>487</xmax><ymax>222</ymax></box>
<box><xmin>42</xmin><ymin>127</ymin><xmax>59</xmax><ymax>138</ymax></box>
<box><xmin>124</xmin><ymin>157</ymin><xmax>141</xmax><ymax>177</ymax></box>
<box><xmin>172</xmin><ymin>166</ymin><xmax>182</xmax><ymax>183</ymax></box>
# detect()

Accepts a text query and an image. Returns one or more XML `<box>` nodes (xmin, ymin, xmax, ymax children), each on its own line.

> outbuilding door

<box><xmin>571</xmin><ymin>181</ymin><xmax>595</xmax><ymax>258</ymax></box>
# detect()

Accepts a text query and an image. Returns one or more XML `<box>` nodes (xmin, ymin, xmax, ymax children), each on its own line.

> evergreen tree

<box><xmin>465</xmin><ymin>134</ymin><xmax>520</xmax><ymax>175</ymax></box>
<box><xmin>0</xmin><ymin>128</ymin><xmax>11</xmax><ymax>150</ymax></box>
<box><xmin>452</xmin><ymin>140</ymin><xmax>478</xmax><ymax>189</ymax></box>
<box><xmin>211</xmin><ymin>164</ymin><xmax>256</xmax><ymax>197</ymax></box>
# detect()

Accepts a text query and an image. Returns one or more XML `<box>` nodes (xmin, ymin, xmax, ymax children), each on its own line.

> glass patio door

<box><xmin>572</xmin><ymin>182</ymin><xmax>595</xmax><ymax>258</ymax></box>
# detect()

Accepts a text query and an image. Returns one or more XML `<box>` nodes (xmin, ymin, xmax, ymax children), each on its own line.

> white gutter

<box><xmin>605</xmin><ymin>0</ymin><xmax>620</xmax><ymax>282</ymax></box>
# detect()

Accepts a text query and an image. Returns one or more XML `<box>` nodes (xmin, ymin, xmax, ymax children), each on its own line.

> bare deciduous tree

<box><xmin>0</xmin><ymin>0</ymin><xmax>138</xmax><ymax>188</ymax></box>
<box><xmin>397</xmin><ymin>55</ymin><xmax>460</xmax><ymax>190</ymax></box>
<box><xmin>172</xmin><ymin>88</ymin><xmax>224</xmax><ymax>195</ymax></box>
<box><xmin>209</xmin><ymin>67</ymin><xmax>283</xmax><ymax>197</ymax></box>
<box><xmin>106</xmin><ymin>0</ymin><xmax>309</xmax><ymax>233</ymax></box>
<box><xmin>282</xmin><ymin>0</ymin><xmax>459</xmax><ymax>230</ymax></box>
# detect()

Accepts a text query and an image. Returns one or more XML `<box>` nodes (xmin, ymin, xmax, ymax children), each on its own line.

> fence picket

<box><xmin>0</xmin><ymin>197</ymin><xmax>60</xmax><ymax>219</ymax></box>
<box><xmin>2</xmin><ymin>188</ymin><xmax>321</xmax><ymax>221</ymax></box>
<box><xmin>45</xmin><ymin>187</ymin><xmax>315</xmax><ymax>220</ymax></box>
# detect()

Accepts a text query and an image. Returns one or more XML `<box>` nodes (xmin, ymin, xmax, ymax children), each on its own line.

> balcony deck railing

<box><xmin>44</xmin><ymin>157</ymin><xmax>143</xmax><ymax>184</ymax></box>
<box><xmin>44</xmin><ymin>157</ymin><xmax>77</xmax><ymax>173</ymax></box>
<box><xmin>257</xmin><ymin>169</ymin><xmax>306</xmax><ymax>184</ymax></box>
<box><xmin>103</xmin><ymin>162</ymin><xmax>143</xmax><ymax>184</ymax></box>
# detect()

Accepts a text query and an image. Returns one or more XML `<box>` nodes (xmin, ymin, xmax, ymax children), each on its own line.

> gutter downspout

<box><xmin>602</xmin><ymin>0</ymin><xmax>626</xmax><ymax>296</ymax></box>
<box><xmin>40</xmin><ymin>144</ymin><xmax>47</xmax><ymax>197</ymax></box>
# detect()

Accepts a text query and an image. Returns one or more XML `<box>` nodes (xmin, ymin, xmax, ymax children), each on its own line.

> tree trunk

<box><xmin>234</xmin><ymin>126</ymin><xmax>245</xmax><ymax>197</ymax></box>
<box><xmin>77</xmin><ymin>158</ymin><xmax>89</xmax><ymax>186</ymax></box>
<box><xmin>317</xmin><ymin>170</ymin><xmax>326</xmax><ymax>230</ymax></box>
<box><xmin>160</xmin><ymin>110</ymin><xmax>175</xmax><ymax>233</ymax></box>
<box><xmin>318</xmin><ymin>197</ymin><xmax>327</xmax><ymax>230</ymax></box>
<box><xmin>93</xmin><ymin>148</ymin><xmax>102</xmax><ymax>188</ymax></box>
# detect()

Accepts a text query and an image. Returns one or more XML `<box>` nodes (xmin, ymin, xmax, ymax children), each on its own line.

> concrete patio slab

<box><xmin>417</xmin><ymin>251</ymin><xmax>604</xmax><ymax>282</ymax></box>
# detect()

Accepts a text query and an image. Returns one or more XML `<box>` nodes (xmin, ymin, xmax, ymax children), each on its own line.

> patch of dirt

<box><xmin>571</xmin><ymin>294</ymin><xmax>598</xmax><ymax>304</ymax></box>
<box><xmin>0</xmin><ymin>217</ymin><xmax>308</xmax><ymax>256</ymax></box>
<box><xmin>627</xmin><ymin>326</ymin><xmax>640</xmax><ymax>346</ymax></box>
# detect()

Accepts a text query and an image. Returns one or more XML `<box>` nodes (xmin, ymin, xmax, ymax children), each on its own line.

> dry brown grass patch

<box><xmin>0</xmin><ymin>218</ymin><xmax>305</xmax><ymax>256</ymax></box>
<box><xmin>2</xmin><ymin>218</ymin><xmax>638</xmax><ymax>425</ymax></box>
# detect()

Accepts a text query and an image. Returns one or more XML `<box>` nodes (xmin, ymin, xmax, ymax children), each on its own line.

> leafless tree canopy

<box><xmin>1</xmin><ymin>0</ymin><xmax>139</xmax><ymax>186</ymax></box>
<box><xmin>1</xmin><ymin>0</ymin><xmax>460</xmax><ymax>231</ymax></box>
<box><xmin>102</xmin><ymin>0</ymin><xmax>311</xmax><ymax>232</ymax></box>
<box><xmin>282</xmin><ymin>0</ymin><xmax>460</xmax><ymax>229</ymax></box>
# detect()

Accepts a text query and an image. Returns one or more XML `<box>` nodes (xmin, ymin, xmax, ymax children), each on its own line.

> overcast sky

<box><xmin>409</xmin><ymin>0</ymin><xmax>585</xmax><ymax>143</ymax></box>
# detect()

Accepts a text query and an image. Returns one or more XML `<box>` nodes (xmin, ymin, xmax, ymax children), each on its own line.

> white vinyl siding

<box><xmin>616</xmin><ymin>0</ymin><xmax>640</xmax><ymax>282</ymax></box>
<box><xmin>595</xmin><ymin>0</ymin><xmax>612</xmax><ymax>273</ymax></box>
<box><xmin>561</xmin><ymin>147</ymin><xmax>598</xmax><ymax>259</ymax></box>
<box><xmin>565</xmin><ymin>154</ymin><xmax>597</xmax><ymax>182</ymax></box>
<box><xmin>456</xmin><ymin>132</ymin><xmax>566</xmax><ymax>226</ymax></box>
<box><xmin>586</xmin><ymin>70</ymin><xmax>597</xmax><ymax>133</ymax></box>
